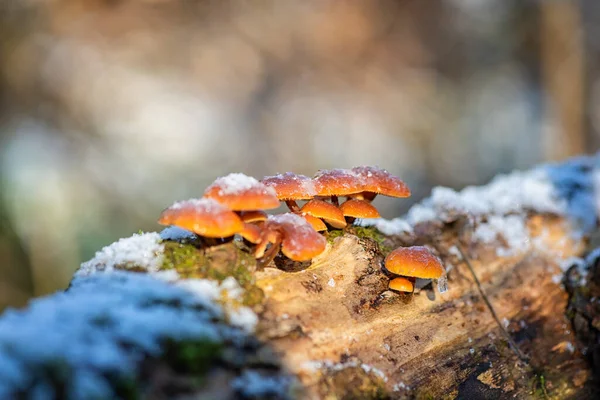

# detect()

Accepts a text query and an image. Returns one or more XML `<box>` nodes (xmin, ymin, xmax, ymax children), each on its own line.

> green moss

<box><xmin>348</xmin><ymin>226</ymin><xmax>392</xmax><ymax>254</ymax></box>
<box><xmin>160</xmin><ymin>241</ymin><xmax>264</xmax><ymax>307</ymax></box>
<box><xmin>112</xmin><ymin>374</ymin><xmax>139</xmax><ymax>400</ymax></box>
<box><xmin>162</xmin><ymin>338</ymin><xmax>223</xmax><ymax>376</ymax></box>
<box><xmin>326</xmin><ymin>229</ymin><xmax>345</xmax><ymax>244</ymax></box>
<box><xmin>529</xmin><ymin>373</ymin><xmax>550</xmax><ymax>399</ymax></box>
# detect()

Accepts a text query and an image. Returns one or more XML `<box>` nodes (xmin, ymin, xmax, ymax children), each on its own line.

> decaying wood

<box><xmin>254</xmin><ymin>215</ymin><xmax>597</xmax><ymax>399</ymax></box>
<box><xmin>3</xmin><ymin>157</ymin><xmax>600</xmax><ymax>399</ymax></box>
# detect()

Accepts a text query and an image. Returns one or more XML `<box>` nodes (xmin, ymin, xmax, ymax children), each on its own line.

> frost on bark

<box><xmin>1</xmin><ymin>155</ymin><xmax>600</xmax><ymax>399</ymax></box>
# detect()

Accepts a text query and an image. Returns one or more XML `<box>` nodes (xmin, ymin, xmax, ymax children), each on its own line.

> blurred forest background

<box><xmin>0</xmin><ymin>0</ymin><xmax>598</xmax><ymax>310</ymax></box>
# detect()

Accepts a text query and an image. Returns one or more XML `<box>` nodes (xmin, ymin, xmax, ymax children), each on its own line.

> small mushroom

<box><xmin>384</xmin><ymin>246</ymin><xmax>445</xmax><ymax>292</ymax></box>
<box><xmin>339</xmin><ymin>198</ymin><xmax>380</xmax><ymax>224</ymax></box>
<box><xmin>261</xmin><ymin>172</ymin><xmax>317</xmax><ymax>212</ymax></box>
<box><xmin>255</xmin><ymin>213</ymin><xmax>327</xmax><ymax>266</ymax></box>
<box><xmin>158</xmin><ymin>198</ymin><xmax>244</xmax><ymax>238</ymax></box>
<box><xmin>239</xmin><ymin>222</ymin><xmax>263</xmax><ymax>244</ymax></box>
<box><xmin>351</xmin><ymin>166</ymin><xmax>410</xmax><ymax>202</ymax></box>
<box><xmin>301</xmin><ymin>214</ymin><xmax>328</xmax><ymax>232</ymax></box>
<box><xmin>300</xmin><ymin>199</ymin><xmax>347</xmax><ymax>229</ymax></box>
<box><xmin>240</xmin><ymin>210</ymin><xmax>268</xmax><ymax>224</ymax></box>
<box><xmin>388</xmin><ymin>277</ymin><xmax>414</xmax><ymax>293</ymax></box>
<box><xmin>203</xmin><ymin>173</ymin><xmax>280</xmax><ymax>211</ymax></box>
<box><xmin>313</xmin><ymin>168</ymin><xmax>364</xmax><ymax>206</ymax></box>
<box><xmin>275</xmin><ymin>213</ymin><xmax>327</xmax><ymax>261</ymax></box>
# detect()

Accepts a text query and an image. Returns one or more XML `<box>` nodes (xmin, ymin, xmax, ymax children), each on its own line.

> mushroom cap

<box><xmin>389</xmin><ymin>277</ymin><xmax>414</xmax><ymax>292</ymax></box>
<box><xmin>158</xmin><ymin>198</ymin><xmax>244</xmax><ymax>238</ymax></box>
<box><xmin>340</xmin><ymin>199</ymin><xmax>381</xmax><ymax>219</ymax></box>
<box><xmin>301</xmin><ymin>214</ymin><xmax>328</xmax><ymax>232</ymax></box>
<box><xmin>261</xmin><ymin>172</ymin><xmax>317</xmax><ymax>200</ymax></box>
<box><xmin>384</xmin><ymin>246</ymin><xmax>445</xmax><ymax>279</ymax></box>
<box><xmin>300</xmin><ymin>199</ymin><xmax>347</xmax><ymax>229</ymax></box>
<box><xmin>239</xmin><ymin>223</ymin><xmax>262</xmax><ymax>244</ymax></box>
<box><xmin>313</xmin><ymin>168</ymin><xmax>364</xmax><ymax>197</ymax></box>
<box><xmin>352</xmin><ymin>166</ymin><xmax>411</xmax><ymax>198</ymax></box>
<box><xmin>203</xmin><ymin>173</ymin><xmax>280</xmax><ymax>211</ymax></box>
<box><xmin>240</xmin><ymin>210</ymin><xmax>268</xmax><ymax>224</ymax></box>
<box><xmin>267</xmin><ymin>213</ymin><xmax>327</xmax><ymax>261</ymax></box>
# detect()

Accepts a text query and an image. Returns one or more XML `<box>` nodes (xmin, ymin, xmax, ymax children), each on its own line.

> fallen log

<box><xmin>1</xmin><ymin>155</ymin><xmax>600</xmax><ymax>399</ymax></box>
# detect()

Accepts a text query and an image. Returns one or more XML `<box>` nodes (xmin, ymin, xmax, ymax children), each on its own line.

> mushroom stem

<box><xmin>330</xmin><ymin>195</ymin><xmax>339</xmax><ymax>206</ymax></box>
<box><xmin>285</xmin><ymin>200</ymin><xmax>300</xmax><ymax>212</ymax></box>
<box><xmin>362</xmin><ymin>192</ymin><xmax>378</xmax><ymax>202</ymax></box>
<box><xmin>258</xmin><ymin>237</ymin><xmax>282</xmax><ymax>269</ymax></box>
<box><xmin>202</xmin><ymin>237</ymin><xmax>221</xmax><ymax>247</ymax></box>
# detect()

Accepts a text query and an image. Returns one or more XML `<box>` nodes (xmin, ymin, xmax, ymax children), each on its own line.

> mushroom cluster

<box><xmin>384</xmin><ymin>246</ymin><xmax>445</xmax><ymax>293</ymax></box>
<box><xmin>261</xmin><ymin>166</ymin><xmax>410</xmax><ymax>230</ymax></box>
<box><xmin>158</xmin><ymin>173</ymin><xmax>327</xmax><ymax>265</ymax></box>
<box><xmin>158</xmin><ymin>167</ymin><xmax>414</xmax><ymax>269</ymax></box>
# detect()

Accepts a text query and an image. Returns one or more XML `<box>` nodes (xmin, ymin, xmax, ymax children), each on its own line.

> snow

<box><xmin>164</xmin><ymin>197</ymin><xmax>230</xmax><ymax>213</ymax></box>
<box><xmin>299</xmin><ymin>360</ymin><xmax>388</xmax><ymax>383</ymax></box>
<box><xmin>269</xmin><ymin>212</ymin><xmax>311</xmax><ymax>227</ymax></box>
<box><xmin>0</xmin><ymin>272</ymin><xmax>245</xmax><ymax>399</ymax></box>
<box><xmin>361</xmin><ymin>155</ymin><xmax>600</xmax><ymax>257</ymax></box>
<box><xmin>262</xmin><ymin>172</ymin><xmax>317</xmax><ymax>197</ymax></box>
<box><xmin>231</xmin><ymin>370</ymin><xmax>293</xmax><ymax>399</ymax></box>
<box><xmin>76</xmin><ymin>232</ymin><xmax>164</xmax><ymax>276</ymax></box>
<box><xmin>208</xmin><ymin>173</ymin><xmax>277</xmax><ymax>197</ymax></box>
<box><xmin>473</xmin><ymin>215</ymin><xmax>529</xmax><ymax>257</ymax></box>
<box><xmin>159</xmin><ymin>225</ymin><xmax>198</xmax><ymax>241</ymax></box>
<box><xmin>328</xmin><ymin>277</ymin><xmax>336</xmax><ymax>287</ymax></box>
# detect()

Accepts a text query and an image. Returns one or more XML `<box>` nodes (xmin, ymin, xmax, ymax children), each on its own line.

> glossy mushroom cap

<box><xmin>267</xmin><ymin>213</ymin><xmax>327</xmax><ymax>261</ymax></box>
<box><xmin>340</xmin><ymin>199</ymin><xmax>380</xmax><ymax>219</ymax></box>
<box><xmin>384</xmin><ymin>246</ymin><xmax>445</xmax><ymax>279</ymax></box>
<box><xmin>261</xmin><ymin>172</ymin><xmax>317</xmax><ymax>200</ymax></box>
<box><xmin>240</xmin><ymin>210</ymin><xmax>268</xmax><ymax>224</ymax></box>
<box><xmin>313</xmin><ymin>168</ymin><xmax>364</xmax><ymax>197</ymax></box>
<box><xmin>300</xmin><ymin>199</ymin><xmax>347</xmax><ymax>229</ymax></box>
<box><xmin>158</xmin><ymin>198</ymin><xmax>244</xmax><ymax>238</ymax></box>
<box><xmin>203</xmin><ymin>173</ymin><xmax>280</xmax><ymax>211</ymax></box>
<box><xmin>389</xmin><ymin>277</ymin><xmax>414</xmax><ymax>292</ymax></box>
<box><xmin>352</xmin><ymin>166</ymin><xmax>411</xmax><ymax>199</ymax></box>
<box><xmin>239</xmin><ymin>223</ymin><xmax>262</xmax><ymax>244</ymax></box>
<box><xmin>301</xmin><ymin>214</ymin><xmax>328</xmax><ymax>232</ymax></box>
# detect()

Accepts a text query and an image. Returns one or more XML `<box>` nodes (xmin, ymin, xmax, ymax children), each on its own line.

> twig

<box><xmin>456</xmin><ymin>244</ymin><xmax>530</xmax><ymax>364</ymax></box>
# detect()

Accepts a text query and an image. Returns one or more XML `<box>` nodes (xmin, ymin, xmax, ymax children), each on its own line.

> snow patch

<box><xmin>77</xmin><ymin>232</ymin><xmax>164</xmax><ymax>276</ymax></box>
<box><xmin>208</xmin><ymin>173</ymin><xmax>277</xmax><ymax>197</ymax></box>
<box><xmin>231</xmin><ymin>370</ymin><xmax>293</xmax><ymax>399</ymax></box>
<box><xmin>159</xmin><ymin>226</ymin><xmax>198</xmax><ymax>242</ymax></box>
<box><xmin>0</xmin><ymin>272</ymin><xmax>243</xmax><ymax>399</ymax></box>
<box><xmin>362</xmin><ymin>156</ymin><xmax>600</xmax><ymax>258</ymax></box>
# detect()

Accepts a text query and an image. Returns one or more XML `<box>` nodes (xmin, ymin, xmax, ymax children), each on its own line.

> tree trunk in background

<box><xmin>540</xmin><ymin>1</ymin><xmax>586</xmax><ymax>159</ymax></box>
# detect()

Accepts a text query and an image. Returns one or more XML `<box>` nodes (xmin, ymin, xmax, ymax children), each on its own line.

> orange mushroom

<box><xmin>339</xmin><ymin>199</ymin><xmax>380</xmax><ymax>224</ymax></box>
<box><xmin>261</xmin><ymin>172</ymin><xmax>317</xmax><ymax>212</ymax></box>
<box><xmin>384</xmin><ymin>246</ymin><xmax>445</xmax><ymax>292</ymax></box>
<box><xmin>351</xmin><ymin>166</ymin><xmax>410</xmax><ymax>202</ymax></box>
<box><xmin>240</xmin><ymin>210</ymin><xmax>268</xmax><ymax>224</ymax></box>
<box><xmin>203</xmin><ymin>173</ymin><xmax>280</xmax><ymax>211</ymax></box>
<box><xmin>239</xmin><ymin>222</ymin><xmax>262</xmax><ymax>244</ymax></box>
<box><xmin>313</xmin><ymin>168</ymin><xmax>364</xmax><ymax>206</ymax></box>
<box><xmin>254</xmin><ymin>213</ymin><xmax>327</xmax><ymax>266</ymax></box>
<box><xmin>301</xmin><ymin>214</ymin><xmax>328</xmax><ymax>232</ymax></box>
<box><xmin>388</xmin><ymin>276</ymin><xmax>414</xmax><ymax>293</ymax></box>
<box><xmin>300</xmin><ymin>199</ymin><xmax>347</xmax><ymax>229</ymax></box>
<box><xmin>158</xmin><ymin>198</ymin><xmax>245</xmax><ymax>238</ymax></box>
